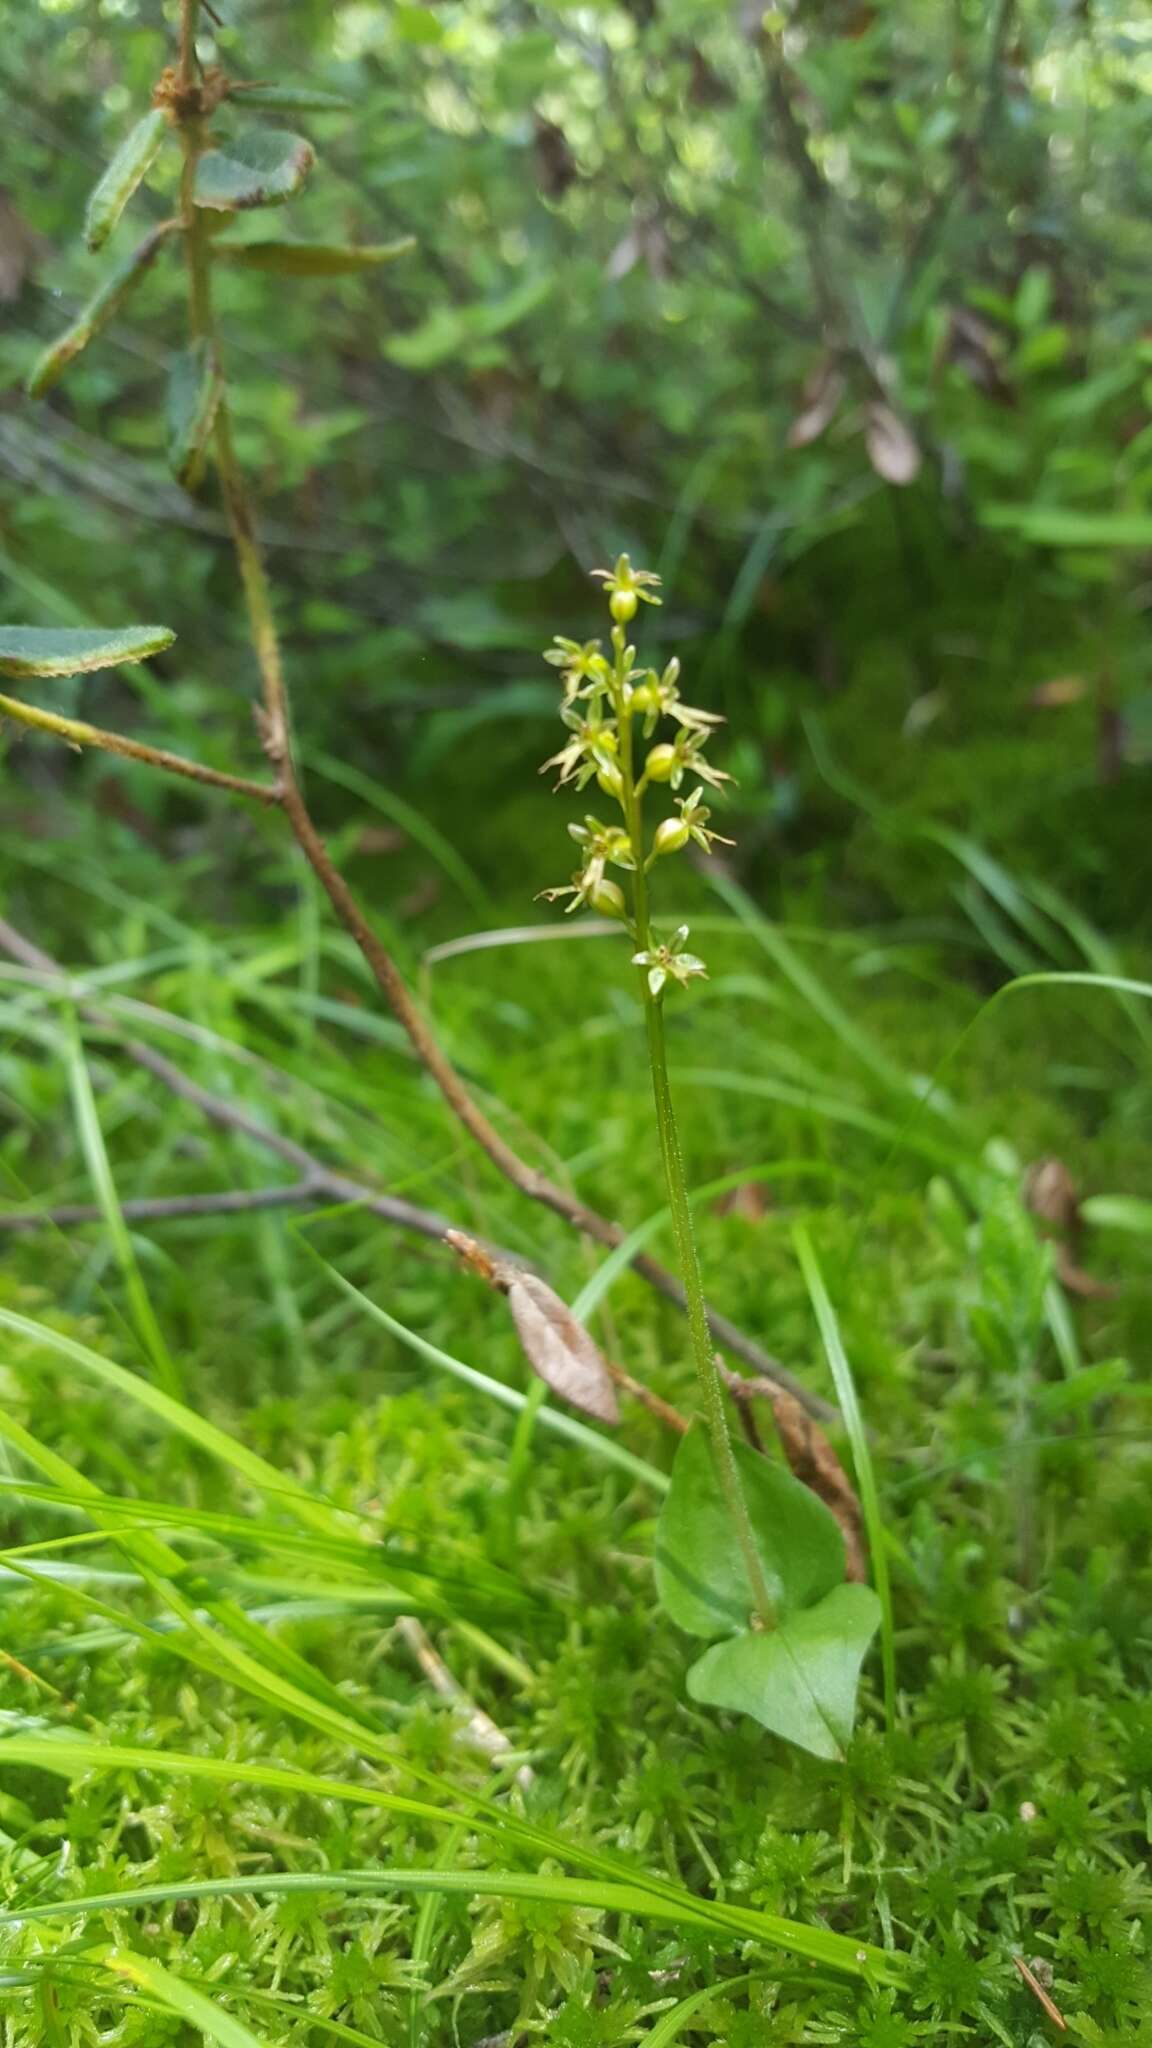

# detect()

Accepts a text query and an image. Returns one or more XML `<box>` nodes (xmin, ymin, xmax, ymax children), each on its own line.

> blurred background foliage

<box><xmin>3</xmin><ymin>0</ymin><xmax>1152</xmax><ymax>927</ymax></box>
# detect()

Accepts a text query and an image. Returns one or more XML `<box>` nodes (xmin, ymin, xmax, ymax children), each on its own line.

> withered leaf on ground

<box><xmin>505</xmin><ymin>1271</ymin><xmax>620</xmax><ymax>1424</ymax></box>
<box><xmin>786</xmin><ymin>360</ymin><xmax>845</xmax><ymax>448</ymax></box>
<box><xmin>864</xmin><ymin>401</ymin><xmax>921</xmax><ymax>485</ymax></box>
<box><xmin>445</xmin><ymin>1230</ymin><xmax>619</xmax><ymax>1424</ymax></box>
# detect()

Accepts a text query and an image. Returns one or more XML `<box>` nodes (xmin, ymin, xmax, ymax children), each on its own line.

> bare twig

<box><xmin>0</xmin><ymin>1186</ymin><xmax>316</xmax><ymax>1232</ymax></box>
<box><xmin>396</xmin><ymin>1615</ymin><xmax>533</xmax><ymax>1785</ymax></box>
<box><xmin>0</xmin><ymin>915</ymin><xmax>832</xmax><ymax>1421</ymax></box>
<box><xmin>0</xmin><ymin>692</ymin><xmax>278</xmax><ymax>806</ymax></box>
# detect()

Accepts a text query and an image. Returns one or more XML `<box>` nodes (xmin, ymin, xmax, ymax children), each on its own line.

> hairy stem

<box><xmin>0</xmin><ymin>693</ymin><xmax>277</xmax><ymax>804</ymax></box>
<box><xmin>615</xmin><ymin>636</ymin><xmax>776</xmax><ymax>1629</ymax></box>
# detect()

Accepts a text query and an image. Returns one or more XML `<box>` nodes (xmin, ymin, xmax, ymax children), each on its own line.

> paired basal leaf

<box><xmin>84</xmin><ymin>107</ymin><xmax>169</xmax><ymax>251</ymax></box>
<box><xmin>216</xmin><ymin>236</ymin><xmax>415</xmax><ymax>276</ymax></box>
<box><xmin>505</xmin><ymin>1271</ymin><xmax>619</xmax><ymax>1425</ymax></box>
<box><xmin>687</xmin><ymin>1584</ymin><xmax>882</xmax><ymax>1762</ymax></box>
<box><xmin>167</xmin><ymin>340</ymin><xmax>223</xmax><ymax>489</ymax></box>
<box><xmin>655</xmin><ymin>1421</ymin><xmax>844</xmax><ymax>1637</ymax></box>
<box><xmin>26</xmin><ymin>222</ymin><xmax>176</xmax><ymax>397</ymax></box>
<box><xmin>193</xmin><ymin>130</ymin><xmax>315</xmax><ymax>212</ymax></box>
<box><xmin>0</xmin><ymin>625</ymin><xmax>175</xmax><ymax>679</ymax></box>
<box><xmin>655</xmin><ymin>1421</ymin><xmax>877</xmax><ymax>1760</ymax></box>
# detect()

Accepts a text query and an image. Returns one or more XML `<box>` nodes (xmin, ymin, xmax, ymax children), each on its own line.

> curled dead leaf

<box><xmin>786</xmin><ymin>361</ymin><xmax>845</xmax><ymax>449</ymax></box>
<box><xmin>445</xmin><ymin>1230</ymin><xmax>619</xmax><ymax>1424</ymax></box>
<box><xmin>1028</xmin><ymin>675</ymin><xmax>1088</xmax><ymax>709</ymax></box>
<box><xmin>864</xmin><ymin>401</ymin><xmax>921</xmax><ymax>485</ymax></box>
<box><xmin>506</xmin><ymin>1272</ymin><xmax>620</xmax><ymax>1424</ymax></box>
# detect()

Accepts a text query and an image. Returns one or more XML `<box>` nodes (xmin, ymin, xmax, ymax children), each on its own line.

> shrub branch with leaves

<box><xmin>5</xmin><ymin>0</ymin><xmax>829</xmax><ymax>1426</ymax></box>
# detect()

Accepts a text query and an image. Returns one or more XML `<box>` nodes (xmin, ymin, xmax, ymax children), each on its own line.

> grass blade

<box><xmin>0</xmin><ymin>1864</ymin><xmax>903</xmax><ymax>1980</ymax></box>
<box><xmin>792</xmin><ymin>1224</ymin><xmax>896</xmax><ymax>1734</ymax></box>
<box><xmin>316</xmin><ymin>1256</ymin><xmax>669</xmax><ymax>1493</ymax></box>
<box><xmin>0</xmin><ymin>1737</ymin><xmax>901</xmax><ymax>1980</ymax></box>
<box><xmin>62</xmin><ymin>1011</ymin><xmax>183</xmax><ymax>1398</ymax></box>
<box><xmin>96</xmin><ymin>1949</ymin><xmax>270</xmax><ymax>2048</ymax></box>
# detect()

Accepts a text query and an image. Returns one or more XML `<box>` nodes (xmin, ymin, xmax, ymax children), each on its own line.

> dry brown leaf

<box><xmin>864</xmin><ymin>401</ymin><xmax>921</xmax><ymax>485</ymax></box>
<box><xmin>1023</xmin><ymin>1157</ymin><xmax>1116</xmax><ymax>1300</ymax></box>
<box><xmin>533</xmin><ymin>115</ymin><xmax>578</xmax><ymax>200</ymax></box>
<box><xmin>445</xmin><ymin>1230</ymin><xmax>619</xmax><ymax>1424</ymax></box>
<box><xmin>1028</xmin><ymin>675</ymin><xmax>1088</xmax><ymax>709</ymax></box>
<box><xmin>506</xmin><ymin>1272</ymin><xmax>620</xmax><ymax>1424</ymax></box>
<box><xmin>786</xmin><ymin>361</ymin><xmax>844</xmax><ymax>448</ymax></box>
<box><xmin>712</xmin><ymin>1181</ymin><xmax>770</xmax><ymax>1221</ymax></box>
<box><xmin>1023</xmin><ymin>1157</ymin><xmax>1080</xmax><ymax>1237</ymax></box>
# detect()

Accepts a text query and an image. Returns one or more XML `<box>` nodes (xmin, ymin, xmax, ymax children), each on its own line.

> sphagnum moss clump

<box><xmin>539</xmin><ymin>560</ymin><xmax>881</xmax><ymax>1762</ymax></box>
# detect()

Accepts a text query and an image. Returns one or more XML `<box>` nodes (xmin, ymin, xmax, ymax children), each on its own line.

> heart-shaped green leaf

<box><xmin>26</xmin><ymin>223</ymin><xmax>176</xmax><ymax>398</ymax></box>
<box><xmin>655</xmin><ymin>1420</ymin><xmax>844</xmax><ymax>1639</ymax></box>
<box><xmin>687</xmin><ymin>1584</ymin><xmax>881</xmax><ymax>1761</ymax></box>
<box><xmin>215</xmin><ymin>236</ymin><xmax>415</xmax><ymax>275</ymax></box>
<box><xmin>193</xmin><ymin>130</ymin><xmax>315</xmax><ymax>212</ymax></box>
<box><xmin>0</xmin><ymin>626</ymin><xmax>175</xmax><ymax>679</ymax></box>
<box><xmin>84</xmin><ymin>107</ymin><xmax>169</xmax><ymax>252</ymax></box>
<box><xmin>166</xmin><ymin>341</ymin><xmax>223</xmax><ymax>490</ymax></box>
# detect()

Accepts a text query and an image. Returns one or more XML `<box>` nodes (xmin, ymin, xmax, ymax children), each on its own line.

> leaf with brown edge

<box><xmin>505</xmin><ymin>1273</ymin><xmax>620</xmax><ymax>1425</ymax></box>
<box><xmin>0</xmin><ymin>625</ymin><xmax>175</xmax><ymax>678</ymax></box>
<box><xmin>215</xmin><ymin>237</ymin><xmax>414</xmax><ymax>275</ymax></box>
<box><xmin>26</xmin><ymin>222</ymin><xmax>176</xmax><ymax>397</ymax></box>
<box><xmin>193</xmin><ymin>130</ymin><xmax>315</xmax><ymax>212</ymax></box>
<box><xmin>84</xmin><ymin>107</ymin><xmax>169</xmax><ymax>252</ymax></box>
<box><xmin>166</xmin><ymin>340</ymin><xmax>223</xmax><ymax>491</ymax></box>
<box><xmin>230</xmin><ymin>84</ymin><xmax>352</xmax><ymax>114</ymax></box>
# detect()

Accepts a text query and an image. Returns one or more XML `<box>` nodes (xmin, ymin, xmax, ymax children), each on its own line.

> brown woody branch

<box><xmin>0</xmin><ymin>693</ymin><xmax>278</xmax><ymax>807</ymax></box>
<box><xmin>7</xmin><ymin>7</ymin><xmax>833</xmax><ymax>1426</ymax></box>
<box><xmin>0</xmin><ymin>1186</ymin><xmax>316</xmax><ymax>1233</ymax></box>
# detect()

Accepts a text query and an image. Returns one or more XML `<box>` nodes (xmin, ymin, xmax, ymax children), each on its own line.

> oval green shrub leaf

<box><xmin>686</xmin><ymin>1584</ymin><xmax>881</xmax><ymax>1761</ymax></box>
<box><xmin>167</xmin><ymin>340</ymin><xmax>223</xmax><ymax>489</ymax></box>
<box><xmin>216</xmin><ymin>236</ymin><xmax>415</xmax><ymax>275</ymax></box>
<box><xmin>230</xmin><ymin>84</ymin><xmax>351</xmax><ymax>113</ymax></box>
<box><xmin>193</xmin><ymin>129</ymin><xmax>315</xmax><ymax>211</ymax></box>
<box><xmin>0</xmin><ymin>625</ymin><xmax>175</xmax><ymax>678</ymax></box>
<box><xmin>26</xmin><ymin>223</ymin><xmax>176</xmax><ymax>397</ymax></box>
<box><xmin>1080</xmin><ymin>1193</ymin><xmax>1152</xmax><ymax>1235</ymax></box>
<box><xmin>655</xmin><ymin>1420</ymin><xmax>845</xmax><ymax>1640</ymax></box>
<box><xmin>84</xmin><ymin>107</ymin><xmax>169</xmax><ymax>252</ymax></box>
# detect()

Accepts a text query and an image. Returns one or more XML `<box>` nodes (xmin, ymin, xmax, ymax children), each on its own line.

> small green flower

<box><xmin>643</xmin><ymin>730</ymin><xmax>733</xmax><ymax>793</ymax></box>
<box><xmin>632</xmin><ymin>657</ymin><xmax>724</xmax><ymax>740</ymax></box>
<box><xmin>540</xmin><ymin>702</ymin><xmax>619</xmax><ymax>789</ymax></box>
<box><xmin>674</xmin><ymin>785</ymin><xmax>734</xmax><ymax>854</ymax></box>
<box><xmin>540</xmin><ymin>869</ymin><xmax>627</xmax><ymax>918</ymax></box>
<box><xmin>591</xmin><ymin>554</ymin><xmax>663</xmax><ymax>623</ymax></box>
<box><xmin>544</xmin><ymin>636</ymin><xmax>611</xmax><ymax>702</ymax></box>
<box><xmin>569</xmin><ymin>815</ymin><xmax>636</xmax><ymax>871</ymax></box>
<box><xmin>631</xmin><ymin>924</ymin><xmax>708</xmax><ymax>998</ymax></box>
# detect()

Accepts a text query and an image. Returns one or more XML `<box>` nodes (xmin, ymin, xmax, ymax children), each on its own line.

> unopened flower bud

<box><xmin>610</xmin><ymin>588</ymin><xmax>638</xmax><ymax>623</ymax></box>
<box><xmin>590</xmin><ymin>877</ymin><xmax>627</xmax><ymax>918</ymax></box>
<box><xmin>596</xmin><ymin>759</ymin><xmax>624</xmax><ymax>799</ymax></box>
<box><xmin>653</xmin><ymin>815</ymin><xmax>690</xmax><ymax>857</ymax></box>
<box><xmin>645</xmin><ymin>743</ymin><xmax>677</xmax><ymax>782</ymax></box>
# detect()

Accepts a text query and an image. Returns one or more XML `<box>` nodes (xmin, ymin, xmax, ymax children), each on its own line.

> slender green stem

<box><xmin>612</xmin><ymin>631</ymin><xmax>775</xmax><ymax>1631</ymax></box>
